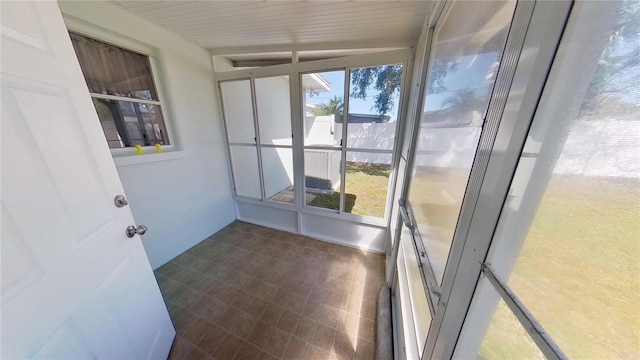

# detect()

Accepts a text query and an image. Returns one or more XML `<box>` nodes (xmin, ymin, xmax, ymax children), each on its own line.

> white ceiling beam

<box><xmin>209</xmin><ymin>39</ymin><xmax>415</xmax><ymax>56</ymax></box>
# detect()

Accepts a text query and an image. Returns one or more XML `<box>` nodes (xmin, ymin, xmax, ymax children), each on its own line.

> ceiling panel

<box><xmin>110</xmin><ymin>1</ymin><xmax>431</xmax><ymax>52</ymax></box>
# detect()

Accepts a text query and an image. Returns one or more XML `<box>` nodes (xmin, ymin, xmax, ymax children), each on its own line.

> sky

<box><xmin>305</xmin><ymin>69</ymin><xmax>401</xmax><ymax>122</ymax></box>
<box><xmin>304</xmin><ymin>53</ymin><xmax>498</xmax><ymax>122</ymax></box>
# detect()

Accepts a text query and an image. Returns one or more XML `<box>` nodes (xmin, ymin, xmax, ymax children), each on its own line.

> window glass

<box><xmin>262</xmin><ymin>147</ymin><xmax>294</xmax><ymax>204</ymax></box>
<box><xmin>229</xmin><ymin>145</ymin><xmax>261</xmax><ymax>199</ymax></box>
<box><xmin>408</xmin><ymin>0</ymin><xmax>516</xmax><ymax>283</ymax></box>
<box><xmin>70</xmin><ymin>32</ymin><xmax>170</xmax><ymax>149</ymax></box>
<box><xmin>347</xmin><ymin>65</ymin><xmax>403</xmax><ymax>150</ymax></box>
<box><xmin>455</xmin><ymin>278</ymin><xmax>545</xmax><ymax>360</ymax></box>
<box><xmin>70</xmin><ymin>32</ymin><xmax>158</xmax><ymax>101</ymax></box>
<box><xmin>220</xmin><ymin>80</ymin><xmax>256</xmax><ymax>144</ymax></box>
<box><xmin>486</xmin><ymin>2</ymin><xmax>640</xmax><ymax>358</ymax></box>
<box><xmin>344</xmin><ymin>152</ymin><xmax>392</xmax><ymax>218</ymax></box>
<box><xmin>255</xmin><ymin>76</ymin><xmax>292</xmax><ymax>146</ymax></box>
<box><xmin>92</xmin><ymin>97</ymin><xmax>168</xmax><ymax>149</ymax></box>
<box><xmin>304</xmin><ymin>149</ymin><xmax>341</xmax><ymax>211</ymax></box>
<box><xmin>303</xmin><ymin>70</ymin><xmax>345</xmax><ymax>147</ymax></box>
<box><xmin>400</xmin><ymin>226</ymin><xmax>432</xmax><ymax>357</ymax></box>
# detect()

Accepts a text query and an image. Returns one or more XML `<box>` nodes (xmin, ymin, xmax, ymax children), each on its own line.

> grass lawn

<box><xmin>480</xmin><ymin>175</ymin><xmax>640</xmax><ymax>359</ymax></box>
<box><xmin>308</xmin><ymin>161</ymin><xmax>391</xmax><ymax>218</ymax></box>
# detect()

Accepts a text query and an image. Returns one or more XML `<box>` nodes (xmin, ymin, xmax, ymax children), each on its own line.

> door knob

<box><xmin>126</xmin><ymin>225</ymin><xmax>147</xmax><ymax>238</ymax></box>
<box><xmin>114</xmin><ymin>195</ymin><xmax>128</xmax><ymax>208</ymax></box>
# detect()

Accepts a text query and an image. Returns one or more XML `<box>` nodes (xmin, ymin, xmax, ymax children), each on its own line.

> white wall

<box><xmin>59</xmin><ymin>1</ymin><xmax>236</xmax><ymax>269</ymax></box>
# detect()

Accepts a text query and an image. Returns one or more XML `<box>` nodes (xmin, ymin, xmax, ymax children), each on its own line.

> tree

<box><xmin>313</xmin><ymin>96</ymin><xmax>344</xmax><ymax>116</ymax></box>
<box><xmin>581</xmin><ymin>0</ymin><xmax>640</xmax><ymax>116</ymax></box>
<box><xmin>350</xmin><ymin>60</ymin><xmax>460</xmax><ymax>115</ymax></box>
<box><xmin>351</xmin><ymin>65</ymin><xmax>403</xmax><ymax>115</ymax></box>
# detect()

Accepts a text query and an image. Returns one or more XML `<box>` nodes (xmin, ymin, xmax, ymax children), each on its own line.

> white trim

<box><xmin>214</xmin><ymin>49</ymin><xmax>413</xmax><ymax>81</ymax></box>
<box><xmin>302</xmin><ymin>229</ymin><xmax>385</xmax><ymax>254</ymax></box>
<box><xmin>89</xmin><ymin>93</ymin><xmax>162</xmax><ymax>106</ymax></box>
<box><xmin>113</xmin><ymin>150</ymin><xmax>184</xmax><ymax>167</ymax></box>
<box><xmin>209</xmin><ymin>40</ymin><xmax>414</xmax><ymax>56</ymax></box>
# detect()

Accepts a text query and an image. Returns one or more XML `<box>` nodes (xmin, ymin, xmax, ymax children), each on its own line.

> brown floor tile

<box><xmin>172</xmin><ymin>307</ymin><xmax>199</xmax><ymax>336</ymax></box>
<box><xmin>232</xmin><ymin>341</ymin><xmax>262</xmax><ymax>360</ymax></box>
<box><xmin>259</xmin><ymin>303</ymin><xmax>284</xmax><ymax>324</ymax></box>
<box><xmin>196</xmin><ymin>325</ymin><xmax>228</xmax><ymax>355</ymax></box>
<box><xmin>282</xmin><ymin>336</ymin><xmax>309</xmax><ymax>360</ymax></box>
<box><xmin>262</xmin><ymin>327</ymin><xmax>291</xmax><ymax>358</ymax></box>
<box><xmin>211</xmin><ymin>333</ymin><xmax>243</xmax><ymax>360</ymax></box>
<box><xmin>307</xmin><ymin>345</ymin><xmax>332</xmax><ymax>360</ymax></box>
<box><xmin>184</xmin><ymin>347</ymin><xmax>210</xmax><ymax>360</ymax></box>
<box><xmin>276</xmin><ymin>309</ymin><xmax>300</xmax><ymax>333</ymax></box>
<box><xmin>245</xmin><ymin>296</ymin><xmax>269</xmax><ymax>318</ymax></box>
<box><xmin>310</xmin><ymin>323</ymin><xmax>336</xmax><ymax>350</ymax></box>
<box><xmin>354</xmin><ymin>338</ymin><xmax>375</xmax><ymax>360</ymax></box>
<box><xmin>246</xmin><ymin>320</ymin><xmax>274</xmax><ymax>348</ymax></box>
<box><xmin>168</xmin><ymin>337</ymin><xmax>193</xmax><ymax>360</ymax></box>
<box><xmin>183</xmin><ymin>318</ymin><xmax>215</xmax><ymax>345</ymax></box>
<box><xmin>228</xmin><ymin>311</ymin><xmax>259</xmax><ymax>338</ymax></box>
<box><xmin>162</xmin><ymin>221</ymin><xmax>385</xmax><ymax>360</ymax></box>
<box><xmin>189</xmin><ymin>294</ymin><xmax>216</xmax><ymax>317</ymax></box>
<box><xmin>231</xmin><ymin>291</ymin><xmax>255</xmax><ymax>311</ymax></box>
<box><xmin>333</xmin><ymin>330</ymin><xmax>356</xmax><ymax>360</ymax></box>
<box><xmin>292</xmin><ymin>316</ymin><xmax>318</xmax><ymax>342</ymax></box>
<box><xmin>218</xmin><ymin>306</ymin><xmax>243</xmax><ymax>331</ymax></box>
<box><xmin>201</xmin><ymin>298</ymin><xmax>229</xmax><ymax>323</ymax></box>
<box><xmin>258</xmin><ymin>351</ymin><xmax>279</xmax><ymax>360</ymax></box>
<box><xmin>358</xmin><ymin>318</ymin><xmax>375</xmax><ymax>343</ymax></box>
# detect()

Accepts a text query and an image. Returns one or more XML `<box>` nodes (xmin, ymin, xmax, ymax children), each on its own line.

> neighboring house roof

<box><xmin>335</xmin><ymin>113</ymin><xmax>391</xmax><ymax>123</ymax></box>
<box><xmin>302</xmin><ymin>73</ymin><xmax>331</xmax><ymax>93</ymax></box>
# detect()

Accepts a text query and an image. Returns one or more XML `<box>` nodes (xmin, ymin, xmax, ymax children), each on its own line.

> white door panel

<box><xmin>1</xmin><ymin>1</ymin><xmax>175</xmax><ymax>358</ymax></box>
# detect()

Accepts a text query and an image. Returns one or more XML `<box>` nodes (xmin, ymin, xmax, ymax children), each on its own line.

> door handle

<box><xmin>126</xmin><ymin>225</ymin><xmax>147</xmax><ymax>238</ymax></box>
<box><xmin>114</xmin><ymin>195</ymin><xmax>128</xmax><ymax>208</ymax></box>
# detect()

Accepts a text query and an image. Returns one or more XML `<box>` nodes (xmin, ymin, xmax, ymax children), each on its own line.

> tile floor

<box><xmin>155</xmin><ymin>221</ymin><xmax>385</xmax><ymax>360</ymax></box>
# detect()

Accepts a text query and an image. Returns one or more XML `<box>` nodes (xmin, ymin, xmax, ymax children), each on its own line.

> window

<box><xmin>302</xmin><ymin>65</ymin><xmax>405</xmax><ymax>218</ymax></box>
<box><xmin>456</xmin><ymin>1</ymin><xmax>640</xmax><ymax>358</ymax></box>
<box><xmin>69</xmin><ymin>32</ymin><xmax>170</xmax><ymax>149</ymax></box>
<box><xmin>219</xmin><ymin>77</ymin><xmax>295</xmax><ymax>203</ymax></box>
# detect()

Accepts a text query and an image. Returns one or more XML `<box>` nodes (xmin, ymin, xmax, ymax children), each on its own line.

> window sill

<box><xmin>113</xmin><ymin>151</ymin><xmax>184</xmax><ymax>167</ymax></box>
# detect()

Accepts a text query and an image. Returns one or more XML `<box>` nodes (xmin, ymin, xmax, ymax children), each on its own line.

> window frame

<box><xmin>216</xmin><ymin>49</ymin><xmax>413</xmax><ymax>227</ymax></box>
<box><xmin>64</xmin><ymin>16</ymin><xmax>176</xmax><ymax>157</ymax></box>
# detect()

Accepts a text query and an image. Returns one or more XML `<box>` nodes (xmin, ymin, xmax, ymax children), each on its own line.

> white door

<box><xmin>1</xmin><ymin>1</ymin><xmax>175</xmax><ymax>358</ymax></box>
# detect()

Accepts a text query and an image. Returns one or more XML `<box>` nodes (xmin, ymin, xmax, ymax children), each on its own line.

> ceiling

<box><xmin>110</xmin><ymin>1</ymin><xmax>431</xmax><ymax>53</ymax></box>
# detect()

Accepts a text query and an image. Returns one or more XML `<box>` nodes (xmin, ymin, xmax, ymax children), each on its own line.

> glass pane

<box><xmin>347</xmin><ymin>64</ymin><xmax>403</xmax><ymax>150</ymax></box>
<box><xmin>344</xmin><ymin>152</ymin><xmax>392</xmax><ymax>218</ymax></box>
<box><xmin>255</xmin><ymin>76</ymin><xmax>292</xmax><ymax>146</ymax></box>
<box><xmin>70</xmin><ymin>32</ymin><xmax>158</xmax><ymax>101</ymax></box>
<box><xmin>487</xmin><ymin>2</ymin><xmax>640</xmax><ymax>358</ymax></box>
<box><xmin>220</xmin><ymin>80</ymin><xmax>256</xmax><ymax>144</ymax></box>
<box><xmin>408</xmin><ymin>0</ymin><xmax>516</xmax><ymax>283</ymax></box>
<box><xmin>262</xmin><ymin>147</ymin><xmax>294</xmax><ymax>204</ymax></box>
<box><xmin>400</xmin><ymin>226</ymin><xmax>432</xmax><ymax>357</ymax></box>
<box><xmin>304</xmin><ymin>148</ymin><xmax>341</xmax><ymax>211</ymax></box>
<box><xmin>92</xmin><ymin>98</ymin><xmax>169</xmax><ymax>148</ymax></box>
<box><xmin>303</xmin><ymin>70</ymin><xmax>345</xmax><ymax>147</ymax></box>
<box><xmin>455</xmin><ymin>278</ymin><xmax>545</xmax><ymax>360</ymax></box>
<box><xmin>229</xmin><ymin>145</ymin><xmax>261</xmax><ymax>199</ymax></box>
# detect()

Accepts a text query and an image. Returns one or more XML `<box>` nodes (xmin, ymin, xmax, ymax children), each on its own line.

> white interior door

<box><xmin>1</xmin><ymin>1</ymin><xmax>175</xmax><ymax>358</ymax></box>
